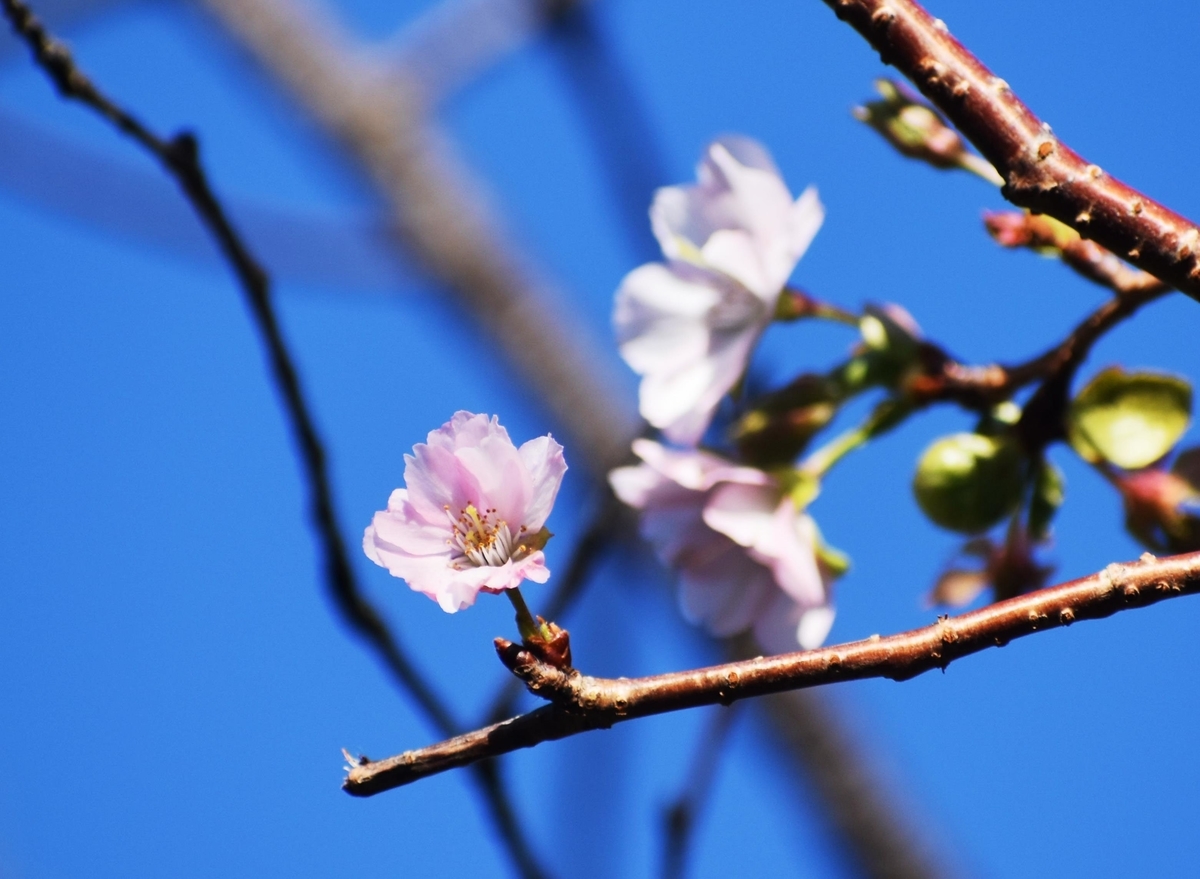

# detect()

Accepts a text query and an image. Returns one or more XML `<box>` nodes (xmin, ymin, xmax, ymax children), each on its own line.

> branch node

<box><xmin>871</xmin><ymin>6</ymin><xmax>896</xmax><ymax>28</ymax></box>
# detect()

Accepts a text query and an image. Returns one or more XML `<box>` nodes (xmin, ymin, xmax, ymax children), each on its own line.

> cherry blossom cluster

<box><xmin>610</xmin><ymin>138</ymin><xmax>842</xmax><ymax>652</ymax></box>
<box><xmin>357</xmin><ymin>116</ymin><xmax>1198</xmax><ymax>662</ymax></box>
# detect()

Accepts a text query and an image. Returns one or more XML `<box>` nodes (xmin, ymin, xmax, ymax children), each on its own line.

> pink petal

<box><xmin>367</xmin><ymin>497</ymin><xmax>450</xmax><ymax>557</ymax></box>
<box><xmin>702</xmin><ymin>482</ymin><xmax>781</xmax><ymax>547</ymax></box>
<box><xmin>753</xmin><ymin>506</ymin><xmax>826</xmax><ymax>606</ymax></box>
<box><xmin>518</xmin><ymin>434</ymin><xmax>568</xmax><ymax>531</ymax></box>
<box><xmin>677</xmin><ymin>543</ymin><xmax>776</xmax><ymax>637</ymax></box>
<box><xmin>631</xmin><ymin>440</ymin><xmax>772</xmax><ymax>492</ymax></box>
<box><xmin>752</xmin><ymin>592</ymin><xmax>836</xmax><ymax>654</ymax></box>
<box><xmin>427</xmin><ymin>411</ymin><xmax>511</xmax><ymax>452</ymax></box>
<box><xmin>454</xmin><ymin>432</ymin><xmax>530</xmax><ymax>527</ymax></box>
<box><xmin>404</xmin><ymin>442</ymin><xmax>483</xmax><ymax>522</ymax></box>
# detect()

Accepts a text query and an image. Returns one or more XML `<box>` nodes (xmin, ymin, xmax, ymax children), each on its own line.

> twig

<box><xmin>984</xmin><ymin>211</ymin><xmax>1169</xmax><ymax>297</ymax></box>
<box><xmin>1</xmin><ymin>5</ymin><xmax>550</xmax><ymax>878</ymax></box>
<box><xmin>910</xmin><ymin>282</ymin><xmax>1170</xmax><ymax>412</ymax></box>
<box><xmin>483</xmin><ymin>494</ymin><xmax>630</xmax><ymax>725</ymax></box>
<box><xmin>346</xmin><ymin>549</ymin><xmax>1200</xmax><ymax>795</ymax></box>
<box><xmin>1016</xmin><ymin>285</ymin><xmax>1172</xmax><ymax>451</ymax></box>
<box><xmin>660</xmin><ymin>706</ymin><xmax>739</xmax><ymax>879</ymax></box>
<box><xmin>820</xmin><ymin>0</ymin><xmax>1200</xmax><ymax>302</ymax></box>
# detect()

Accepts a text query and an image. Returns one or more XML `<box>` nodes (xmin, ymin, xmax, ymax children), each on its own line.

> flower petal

<box><xmin>678</xmin><ymin>544</ymin><xmax>776</xmax><ymax>637</ymax></box>
<box><xmin>630</xmin><ymin>439</ymin><xmax>772</xmax><ymax>492</ymax></box>
<box><xmin>518</xmin><ymin>434</ymin><xmax>568</xmax><ymax>531</ymax></box>
<box><xmin>702</xmin><ymin>481</ymin><xmax>781</xmax><ymax>547</ymax></box>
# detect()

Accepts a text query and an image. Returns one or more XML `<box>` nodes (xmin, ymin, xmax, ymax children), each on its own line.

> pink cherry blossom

<box><xmin>614</xmin><ymin>137</ymin><xmax>825</xmax><ymax>445</ymax></box>
<box><xmin>363</xmin><ymin>412</ymin><xmax>567</xmax><ymax>613</ymax></box>
<box><xmin>608</xmin><ymin>439</ymin><xmax>836</xmax><ymax>653</ymax></box>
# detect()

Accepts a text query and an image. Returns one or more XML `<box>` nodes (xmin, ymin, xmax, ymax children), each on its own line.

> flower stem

<box><xmin>775</xmin><ymin>287</ymin><xmax>860</xmax><ymax>326</ymax></box>
<box><xmin>800</xmin><ymin>399</ymin><xmax>910</xmax><ymax>479</ymax></box>
<box><xmin>810</xmin><ymin>301</ymin><xmax>862</xmax><ymax>327</ymax></box>
<box><xmin>506</xmin><ymin>587</ymin><xmax>552</xmax><ymax>643</ymax></box>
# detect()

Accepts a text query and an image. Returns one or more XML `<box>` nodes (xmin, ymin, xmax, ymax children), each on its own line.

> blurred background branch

<box><xmin>1</xmin><ymin>3</ymin><xmax>551</xmax><ymax>876</ymax></box>
<box><xmin>182</xmin><ymin>1</ymin><xmax>952</xmax><ymax>875</ymax></box>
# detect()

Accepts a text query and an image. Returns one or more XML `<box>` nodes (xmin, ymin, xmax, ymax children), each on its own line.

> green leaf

<box><xmin>912</xmin><ymin>433</ymin><xmax>1025</xmax><ymax>534</ymax></box>
<box><xmin>1068</xmin><ymin>368</ymin><xmax>1192</xmax><ymax>470</ymax></box>
<box><xmin>1028</xmin><ymin>458</ymin><xmax>1066</xmax><ymax>540</ymax></box>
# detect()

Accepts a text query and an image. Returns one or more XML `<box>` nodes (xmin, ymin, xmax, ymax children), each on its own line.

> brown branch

<box><xmin>346</xmin><ymin>549</ymin><xmax>1200</xmax><ymax>796</ymax></box>
<box><xmin>1</xmin><ymin>5</ymin><xmax>552</xmax><ymax>878</ymax></box>
<box><xmin>821</xmin><ymin>0</ymin><xmax>1200</xmax><ymax>302</ymax></box>
<box><xmin>983</xmin><ymin>211</ymin><xmax>1169</xmax><ymax>297</ymax></box>
<box><xmin>909</xmin><ymin>281</ymin><xmax>1170</xmax><ymax>414</ymax></box>
<box><xmin>1016</xmin><ymin>284</ymin><xmax>1172</xmax><ymax>451</ymax></box>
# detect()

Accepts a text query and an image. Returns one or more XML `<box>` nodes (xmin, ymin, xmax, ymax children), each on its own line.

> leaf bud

<box><xmin>854</xmin><ymin>79</ymin><xmax>1003</xmax><ymax>184</ymax></box>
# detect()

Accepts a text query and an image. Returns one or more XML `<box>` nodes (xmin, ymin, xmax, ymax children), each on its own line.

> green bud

<box><xmin>733</xmin><ymin>374</ymin><xmax>841</xmax><ymax>467</ymax></box>
<box><xmin>913</xmin><ymin>433</ymin><xmax>1025</xmax><ymax>533</ymax></box>
<box><xmin>1067</xmin><ymin>367</ymin><xmax>1192</xmax><ymax>470</ymax></box>
<box><xmin>853</xmin><ymin>79</ymin><xmax>1003</xmax><ymax>185</ymax></box>
<box><xmin>847</xmin><ymin>304</ymin><xmax>925</xmax><ymax>390</ymax></box>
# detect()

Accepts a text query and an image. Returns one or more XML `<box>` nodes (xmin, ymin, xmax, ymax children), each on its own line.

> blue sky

<box><xmin>1</xmin><ymin>1</ymin><xmax>1198</xmax><ymax>877</ymax></box>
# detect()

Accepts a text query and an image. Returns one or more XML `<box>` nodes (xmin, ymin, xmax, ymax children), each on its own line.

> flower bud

<box><xmin>854</xmin><ymin>80</ymin><xmax>1002</xmax><ymax>184</ymax></box>
<box><xmin>913</xmin><ymin>433</ymin><xmax>1025</xmax><ymax>534</ymax></box>
<box><xmin>984</xmin><ymin>211</ymin><xmax>1076</xmax><ymax>253</ymax></box>
<box><xmin>928</xmin><ymin>524</ymin><xmax>1052</xmax><ymax>607</ymax></box>
<box><xmin>843</xmin><ymin>303</ymin><xmax>927</xmax><ymax>391</ymax></box>
<box><xmin>1117</xmin><ymin>462</ymin><xmax>1200</xmax><ymax>554</ymax></box>
<box><xmin>523</xmin><ymin>618</ymin><xmax>573</xmax><ymax>669</ymax></box>
<box><xmin>733</xmin><ymin>375</ymin><xmax>840</xmax><ymax>466</ymax></box>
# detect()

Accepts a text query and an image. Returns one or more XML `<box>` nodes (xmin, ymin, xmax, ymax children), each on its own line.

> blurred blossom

<box><xmin>609</xmin><ymin>439</ymin><xmax>836</xmax><ymax>652</ymax></box>
<box><xmin>1117</xmin><ymin>450</ymin><xmax>1200</xmax><ymax>553</ymax></box>
<box><xmin>614</xmin><ymin>137</ymin><xmax>824</xmax><ymax>445</ymax></box>
<box><xmin>929</xmin><ymin>522</ymin><xmax>1053</xmax><ymax>607</ymax></box>
<box><xmin>363</xmin><ymin>411</ymin><xmax>566</xmax><ymax>612</ymax></box>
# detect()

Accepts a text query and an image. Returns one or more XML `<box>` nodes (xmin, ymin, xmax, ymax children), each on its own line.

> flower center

<box><xmin>445</xmin><ymin>503</ymin><xmax>517</xmax><ymax>568</ymax></box>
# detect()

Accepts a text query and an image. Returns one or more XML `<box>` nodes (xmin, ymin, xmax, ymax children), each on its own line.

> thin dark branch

<box><xmin>983</xmin><ymin>211</ymin><xmax>1170</xmax><ymax>297</ymax></box>
<box><xmin>820</xmin><ymin>0</ymin><xmax>1200</xmax><ymax>301</ymax></box>
<box><xmin>1016</xmin><ymin>285</ymin><xmax>1172</xmax><ymax>450</ymax></box>
<box><xmin>346</xmin><ymin>549</ymin><xmax>1200</xmax><ymax>795</ymax></box>
<box><xmin>909</xmin><ymin>281</ymin><xmax>1170</xmax><ymax>412</ymax></box>
<box><xmin>2</xmin><ymin>5</ymin><xmax>550</xmax><ymax>877</ymax></box>
<box><xmin>1</xmin><ymin>0</ymin><xmax>455</xmax><ymax>739</ymax></box>
<box><xmin>660</xmin><ymin>706</ymin><xmax>739</xmax><ymax>879</ymax></box>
